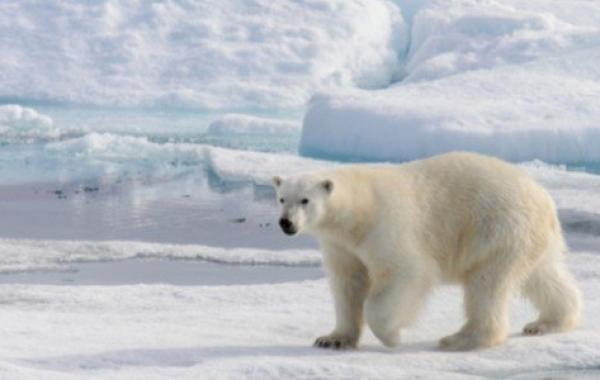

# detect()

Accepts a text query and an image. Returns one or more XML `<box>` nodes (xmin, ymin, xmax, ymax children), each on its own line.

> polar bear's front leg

<box><xmin>315</xmin><ymin>242</ymin><xmax>369</xmax><ymax>350</ymax></box>
<box><xmin>365</xmin><ymin>264</ymin><xmax>433</xmax><ymax>347</ymax></box>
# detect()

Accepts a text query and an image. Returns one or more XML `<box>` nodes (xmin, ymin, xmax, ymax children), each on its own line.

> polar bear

<box><xmin>273</xmin><ymin>152</ymin><xmax>581</xmax><ymax>351</ymax></box>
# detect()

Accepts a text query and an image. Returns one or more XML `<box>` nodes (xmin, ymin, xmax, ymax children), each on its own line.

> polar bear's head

<box><xmin>272</xmin><ymin>175</ymin><xmax>333</xmax><ymax>236</ymax></box>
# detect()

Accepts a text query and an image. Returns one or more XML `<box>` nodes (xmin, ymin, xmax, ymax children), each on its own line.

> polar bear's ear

<box><xmin>273</xmin><ymin>176</ymin><xmax>283</xmax><ymax>188</ymax></box>
<box><xmin>321</xmin><ymin>179</ymin><xmax>334</xmax><ymax>194</ymax></box>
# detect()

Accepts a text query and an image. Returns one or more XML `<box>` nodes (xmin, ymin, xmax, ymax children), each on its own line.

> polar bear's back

<box><xmin>327</xmin><ymin>151</ymin><xmax>547</xmax><ymax>206</ymax></box>
<box><xmin>404</xmin><ymin>151</ymin><xmax>555</xmax><ymax>217</ymax></box>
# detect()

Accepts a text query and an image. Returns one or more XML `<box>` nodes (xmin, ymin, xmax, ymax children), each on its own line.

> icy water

<box><xmin>0</xmin><ymin>180</ymin><xmax>316</xmax><ymax>250</ymax></box>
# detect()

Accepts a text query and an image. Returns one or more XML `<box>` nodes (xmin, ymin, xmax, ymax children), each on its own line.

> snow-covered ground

<box><xmin>0</xmin><ymin>250</ymin><xmax>599</xmax><ymax>379</ymax></box>
<box><xmin>1</xmin><ymin>0</ymin><xmax>600</xmax><ymax>378</ymax></box>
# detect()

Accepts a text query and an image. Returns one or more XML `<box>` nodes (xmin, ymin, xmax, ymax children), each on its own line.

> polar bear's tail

<box><xmin>521</xmin><ymin>233</ymin><xmax>582</xmax><ymax>335</ymax></box>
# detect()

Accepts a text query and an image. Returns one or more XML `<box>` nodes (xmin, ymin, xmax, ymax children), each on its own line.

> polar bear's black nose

<box><xmin>279</xmin><ymin>218</ymin><xmax>292</xmax><ymax>229</ymax></box>
<box><xmin>279</xmin><ymin>218</ymin><xmax>296</xmax><ymax>235</ymax></box>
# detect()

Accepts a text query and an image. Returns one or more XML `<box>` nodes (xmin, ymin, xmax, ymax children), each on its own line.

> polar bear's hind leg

<box><xmin>439</xmin><ymin>251</ymin><xmax>523</xmax><ymax>351</ymax></box>
<box><xmin>522</xmin><ymin>253</ymin><xmax>581</xmax><ymax>335</ymax></box>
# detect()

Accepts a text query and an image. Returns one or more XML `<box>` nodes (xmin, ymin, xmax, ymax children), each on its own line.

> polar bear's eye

<box><xmin>279</xmin><ymin>198</ymin><xmax>285</xmax><ymax>204</ymax></box>
<box><xmin>301</xmin><ymin>198</ymin><xmax>309</xmax><ymax>205</ymax></box>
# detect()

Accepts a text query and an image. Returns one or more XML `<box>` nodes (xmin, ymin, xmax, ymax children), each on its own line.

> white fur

<box><xmin>274</xmin><ymin>152</ymin><xmax>582</xmax><ymax>350</ymax></box>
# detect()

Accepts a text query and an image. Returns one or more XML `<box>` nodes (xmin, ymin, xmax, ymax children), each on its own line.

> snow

<box><xmin>0</xmin><ymin>0</ymin><xmax>405</xmax><ymax>110</ymax></box>
<box><xmin>301</xmin><ymin>47</ymin><xmax>600</xmax><ymax>163</ymax></box>
<box><xmin>202</xmin><ymin>114</ymin><xmax>303</xmax><ymax>154</ymax></box>
<box><xmin>0</xmin><ymin>252</ymin><xmax>598</xmax><ymax>379</ymax></box>
<box><xmin>300</xmin><ymin>0</ymin><xmax>600</xmax><ymax>163</ymax></box>
<box><xmin>523</xmin><ymin>162</ymin><xmax>600</xmax><ymax>215</ymax></box>
<box><xmin>0</xmin><ymin>105</ymin><xmax>60</xmax><ymax>143</ymax></box>
<box><xmin>403</xmin><ymin>0</ymin><xmax>600</xmax><ymax>82</ymax></box>
<box><xmin>0</xmin><ymin>239</ymin><xmax>320</xmax><ymax>273</ymax></box>
<box><xmin>0</xmin><ymin>105</ymin><xmax>52</xmax><ymax>130</ymax></box>
<box><xmin>208</xmin><ymin>114</ymin><xmax>299</xmax><ymax>136</ymax></box>
<box><xmin>205</xmin><ymin>146</ymin><xmax>329</xmax><ymax>190</ymax></box>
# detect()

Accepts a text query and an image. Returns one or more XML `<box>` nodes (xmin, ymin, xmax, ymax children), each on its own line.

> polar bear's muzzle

<box><xmin>279</xmin><ymin>218</ymin><xmax>297</xmax><ymax>235</ymax></box>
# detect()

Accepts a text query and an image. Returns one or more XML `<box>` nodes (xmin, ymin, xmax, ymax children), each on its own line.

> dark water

<box><xmin>0</xmin><ymin>180</ymin><xmax>317</xmax><ymax>250</ymax></box>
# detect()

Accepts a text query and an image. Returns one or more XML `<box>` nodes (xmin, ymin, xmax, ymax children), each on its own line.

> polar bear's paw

<box><xmin>523</xmin><ymin>321</ymin><xmax>549</xmax><ymax>335</ymax></box>
<box><xmin>439</xmin><ymin>330</ymin><xmax>502</xmax><ymax>351</ymax></box>
<box><xmin>523</xmin><ymin>320</ymin><xmax>565</xmax><ymax>335</ymax></box>
<box><xmin>439</xmin><ymin>332</ymin><xmax>473</xmax><ymax>351</ymax></box>
<box><xmin>313</xmin><ymin>334</ymin><xmax>357</xmax><ymax>350</ymax></box>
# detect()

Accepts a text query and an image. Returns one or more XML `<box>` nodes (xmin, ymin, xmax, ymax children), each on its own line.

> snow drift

<box><xmin>301</xmin><ymin>47</ymin><xmax>600</xmax><ymax>163</ymax></box>
<box><xmin>300</xmin><ymin>0</ymin><xmax>600</xmax><ymax>164</ymax></box>
<box><xmin>0</xmin><ymin>239</ymin><xmax>320</xmax><ymax>273</ymax></box>
<box><xmin>402</xmin><ymin>0</ymin><xmax>600</xmax><ymax>82</ymax></box>
<box><xmin>0</xmin><ymin>0</ymin><xmax>405</xmax><ymax>109</ymax></box>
